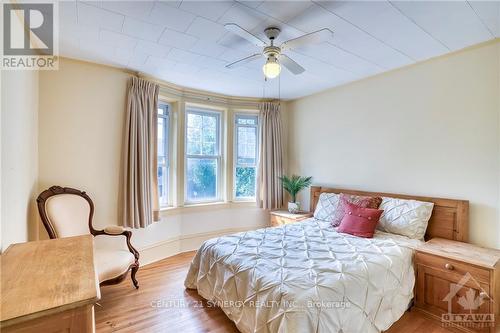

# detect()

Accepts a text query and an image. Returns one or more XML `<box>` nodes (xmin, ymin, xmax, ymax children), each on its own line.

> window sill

<box><xmin>232</xmin><ymin>199</ymin><xmax>257</xmax><ymax>204</ymax></box>
<box><xmin>183</xmin><ymin>201</ymin><xmax>228</xmax><ymax>208</ymax></box>
<box><xmin>159</xmin><ymin>200</ymin><xmax>257</xmax><ymax>215</ymax></box>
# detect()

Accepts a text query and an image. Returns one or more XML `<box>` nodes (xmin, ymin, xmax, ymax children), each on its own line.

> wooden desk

<box><xmin>1</xmin><ymin>235</ymin><xmax>100</xmax><ymax>332</ymax></box>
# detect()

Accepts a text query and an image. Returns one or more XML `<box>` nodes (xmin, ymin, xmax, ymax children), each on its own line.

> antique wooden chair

<box><xmin>37</xmin><ymin>186</ymin><xmax>139</xmax><ymax>288</ymax></box>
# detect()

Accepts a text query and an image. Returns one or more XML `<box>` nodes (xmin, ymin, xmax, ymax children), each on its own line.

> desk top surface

<box><xmin>270</xmin><ymin>210</ymin><xmax>313</xmax><ymax>219</ymax></box>
<box><xmin>1</xmin><ymin>235</ymin><xmax>100</xmax><ymax>326</ymax></box>
<box><xmin>417</xmin><ymin>237</ymin><xmax>500</xmax><ymax>269</ymax></box>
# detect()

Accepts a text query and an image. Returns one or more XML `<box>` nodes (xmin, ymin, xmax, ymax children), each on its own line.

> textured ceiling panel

<box><xmin>58</xmin><ymin>0</ymin><xmax>499</xmax><ymax>99</ymax></box>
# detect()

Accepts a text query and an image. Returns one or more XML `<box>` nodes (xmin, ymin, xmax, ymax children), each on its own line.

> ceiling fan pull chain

<box><xmin>278</xmin><ymin>73</ymin><xmax>281</xmax><ymax>103</ymax></box>
<box><xmin>262</xmin><ymin>79</ymin><xmax>265</xmax><ymax>99</ymax></box>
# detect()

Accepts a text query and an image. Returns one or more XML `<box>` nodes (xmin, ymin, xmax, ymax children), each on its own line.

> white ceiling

<box><xmin>59</xmin><ymin>0</ymin><xmax>500</xmax><ymax>99</ymax></box>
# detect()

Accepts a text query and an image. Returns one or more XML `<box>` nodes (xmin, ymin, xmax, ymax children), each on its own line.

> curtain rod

<box><xmin>137</xmin><ymin>72</ymin><xmax>281</xmax><ymax>106</ymax></box>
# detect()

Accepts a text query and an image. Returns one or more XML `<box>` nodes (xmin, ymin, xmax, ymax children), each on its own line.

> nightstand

<box><xmin>414</xmin><ymin>238</ymin><xmax>500</xmax><ymax>333</ymax></box>
<box><xmin>269</xmin><ymin>210</ymin><xmax>313</xmax><ymax>227</ymax></box>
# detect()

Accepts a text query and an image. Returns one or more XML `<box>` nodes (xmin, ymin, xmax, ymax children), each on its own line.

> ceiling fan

<box><xmin>224</xmin><ymin>23</ymin><xmax>334</xmax><ymax>79</ymax></box>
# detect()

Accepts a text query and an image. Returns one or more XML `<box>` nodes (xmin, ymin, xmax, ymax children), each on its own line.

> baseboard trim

<box><xmin>137</xmin><ymin>226</ymin><xmax>260</xmax><ymax>266</ymax></box>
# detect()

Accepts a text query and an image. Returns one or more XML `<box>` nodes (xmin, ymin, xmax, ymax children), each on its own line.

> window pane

<box><xmin>187</xmin><ymin>127</ymin><xmax>201</xmax><ymax>155</ymax></box>
<box><xmin>202</xmin><ymin>128</ymin><xmax>216</xmax><ymax>155</ymax></box>
<box><xmin>202</xmin><ymin>141</ymin><xmax>215</xmax><ymax>155</ymax></box>
<box><xmin>157</xmin><ymin>103</ymin><xmax>169</xmax><ymax>207</ymax></box>
<box><xmin>186</xmin><ymin>158</ymin><xmax>217</xmax><ymax>201</ymax></box>
<box><xmin>235</xmin><ymin>114</ymin><xmax>258</xmax><ymax>199</ymax></box>
<box><xmin>158</xmin><ymin>165</ymin><xmax>168</xmax><ymax>206</ymax></box>
<box><xmin>202</xmin><ymin>114</ymin><xmax>216</xmax><ymax>130</ymax></box>
<box><xmin>186</xmin><ymin>111</ymin><xmax>218</xmax><ymax>156</ymax></box>
<box><xmin>187</xmin><ymin>113</ymin><xmax>202</xmax><ymax>128</ymax></box>
<box><xmin>237</xmin><ymin>117</ymin><xmax>257</xmax><ymax>126</ymax></box>
<box><xmin>158</xmin><ymin>117</ymin><xmax>165</xmax><ymax>158</ymax></box>
<box><xmin>186</xmin><ymin>113</ymin><xmax>202</xmax><ymax>155</ymax></box>
<box><xmin>235</xmin><ymin>166</ymin><xmax>256</xmax><ymax>198</ymax></box>
<box><xmin>237</xmin><ymin>126</ymin><xmax>257</xmax><ymax>165</ymax></box>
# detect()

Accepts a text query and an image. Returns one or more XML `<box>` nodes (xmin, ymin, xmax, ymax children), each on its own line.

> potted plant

<box><xmin>279</xmin><ymin>175</ymin><xmax>313</xmax><ymax>213</ymax></box>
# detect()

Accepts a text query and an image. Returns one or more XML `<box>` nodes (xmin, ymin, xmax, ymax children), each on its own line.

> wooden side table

<box><xmin>270</xmin><ymin>210</ymin><xmax>313</xmax><ymax>227</ymax></box>
<box><xmin>414</xmin><ymin>238</ymin><xmax>500</xmax><ymax>333</ymax></box>
<box><xmin>1</xmin><ymin>235</ymin><xmax>100</xmax><ymax>333</ymax></box>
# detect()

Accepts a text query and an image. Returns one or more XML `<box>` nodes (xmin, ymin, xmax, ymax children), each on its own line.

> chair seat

<box><xmin>37</xmin><ymin>186</ymin><xmax>140</xmax><ymax>288</ymax></box>
<box><xmin>94</xmin><ymin>248</ymin><xmax>135</xmax><ymax>283</ymax></box>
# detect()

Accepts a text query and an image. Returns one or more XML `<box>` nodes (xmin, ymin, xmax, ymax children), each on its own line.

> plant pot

<box><xmin>288</xmin><ymin>202</ymin><xmax>300</xmax><ymax>214</ymax></box>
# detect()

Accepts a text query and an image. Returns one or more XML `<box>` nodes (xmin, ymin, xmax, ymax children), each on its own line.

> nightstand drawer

<box><xmin>416</xmin><ymin>252</ymin><xmax>491</xmax><ymax>283</ymax></box>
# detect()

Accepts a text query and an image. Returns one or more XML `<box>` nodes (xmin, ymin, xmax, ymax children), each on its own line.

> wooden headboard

<box><xmin>310</xmin><ymin>186</ymin><xmax>469</xmax><ymax>242</ymax></box>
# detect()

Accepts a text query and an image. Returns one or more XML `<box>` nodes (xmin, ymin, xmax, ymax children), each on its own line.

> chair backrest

<box><xmin>37</xmin><ymin>186</ymin><xmax>95</xmax><ymax>238</ymax></box>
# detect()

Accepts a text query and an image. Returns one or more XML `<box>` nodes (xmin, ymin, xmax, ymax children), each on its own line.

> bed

<box><xmin>185</xmin><ymin>187</ymin><xmax>469</xmax><ymax>333</ymax></box>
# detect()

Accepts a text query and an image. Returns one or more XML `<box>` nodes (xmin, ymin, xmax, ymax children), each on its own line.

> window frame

<box><xmin>184</xmin><ymin>107</ymin><xmax>223</xmax><ymax>205</ymax></box>
<box><xmin>233</xmin><ymin>112</ymin><xmax>259</xmax><ymax>201</ymax></box>
<box><xmin>157</xmin><ymin>102</ymin><xmax>170</xmax><ymax>208</ymax></box>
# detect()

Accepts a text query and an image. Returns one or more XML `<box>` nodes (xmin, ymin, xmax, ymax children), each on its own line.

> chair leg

<box><xmin>131</xmin><ymin>265</ymin><xmax>139</xmax><ymax>289</ymax></box>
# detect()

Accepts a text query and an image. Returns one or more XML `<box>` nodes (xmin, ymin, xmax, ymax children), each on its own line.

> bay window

<box><xmin>157</xmin><ymin>102</ymin><xmax>259</xmax><ymax>209</ymax></box>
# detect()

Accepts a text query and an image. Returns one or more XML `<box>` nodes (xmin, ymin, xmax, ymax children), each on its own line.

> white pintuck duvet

<box><xmin>185</xmin><ymin>218</ymin><xmax>422</xmax><ymax>333</ymax></box>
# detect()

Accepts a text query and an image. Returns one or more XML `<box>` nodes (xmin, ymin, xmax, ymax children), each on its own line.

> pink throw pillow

<box><xmin>330</xmin><ymin>193</ymin><xmax>382</xmax><ymax>227</ymax></box>
<box><xmin>337</xmin><ymin>200</ymin><xmax>383</xmax><ymax>238</ymax></box>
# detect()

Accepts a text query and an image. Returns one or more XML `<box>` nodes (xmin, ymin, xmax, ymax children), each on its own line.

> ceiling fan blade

<box><xmin>281</xmin><ymin>28</ymin><xmax>334</xmax><ymax>51</ymax></box>
<box><xmin>224</xmin><ymin>23</ymin><xmax>267</xmax><ymax>48</ymax></box>
<box><xmin>279</xmin><ymin>55</ymin><xmax>305</xmax><ymax>75</ymax></box>
<box><xmin>226</xmin><ymin>53</ymin><xmax>262</xmax><ymax>69</ymax></box>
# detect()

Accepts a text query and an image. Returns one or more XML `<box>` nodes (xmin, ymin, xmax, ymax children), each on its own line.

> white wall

<box><xmin>39</xmin><ymin>59</ymin><xmax>129</xmax><ymax>231</ymax></box>
<box><xmin>286</xmin><ymin>41</ymin><xmax>500</xmax><ymax>249</ymax></box>
<box><xmin>38</xmin><ymin>58</ymin><xmax>268</xmax><ymax>263</ymax></box>
<box><xmin>1</xmin><ymin>70</ymin><xmax>39</xmax><ymax>251</ymax></box>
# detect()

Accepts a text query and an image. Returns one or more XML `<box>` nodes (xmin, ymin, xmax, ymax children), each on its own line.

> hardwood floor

<box><xmin>95</xmin><ymin>251</ymin><xmax>455</xmax><ymax>333</ymax></box>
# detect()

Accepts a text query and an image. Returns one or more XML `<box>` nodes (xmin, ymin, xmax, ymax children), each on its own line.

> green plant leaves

<box><xmin>279</xmin><ymin>175</ymin><xmax>312</xmax><ymax>203</ymax></box>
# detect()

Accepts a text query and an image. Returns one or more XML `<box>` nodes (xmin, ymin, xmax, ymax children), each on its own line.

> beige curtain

<box><xmin>122</xmin><ymin>77</ymin><xmax>160</xmax><ymax>228</ymax></box>
<box><xmin>256</xmin><ymin>102</ymin><xmax>284</xmax><ymax>210</ymax></box>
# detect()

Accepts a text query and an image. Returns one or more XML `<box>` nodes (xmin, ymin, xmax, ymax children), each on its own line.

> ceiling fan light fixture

<box><xmin>262</xmin><ymin>56</ymin><xmax>281</xmax><ymax>79</ymax></box>
<box><xmin>225</xmin><ymin>24</ymin><xmax>330</xmax><ymax>77</ymax></box>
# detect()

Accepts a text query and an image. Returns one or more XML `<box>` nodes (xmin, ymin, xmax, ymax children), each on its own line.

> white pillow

<box><xmin>377</xmin><ymin>197</ymin><xmax>434</xmax><ymax>240</ymax></box>
<box><xmin>313</xmin><ymin>193</ymin><xmax>340</xmax><ymax>221</ymax></box>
